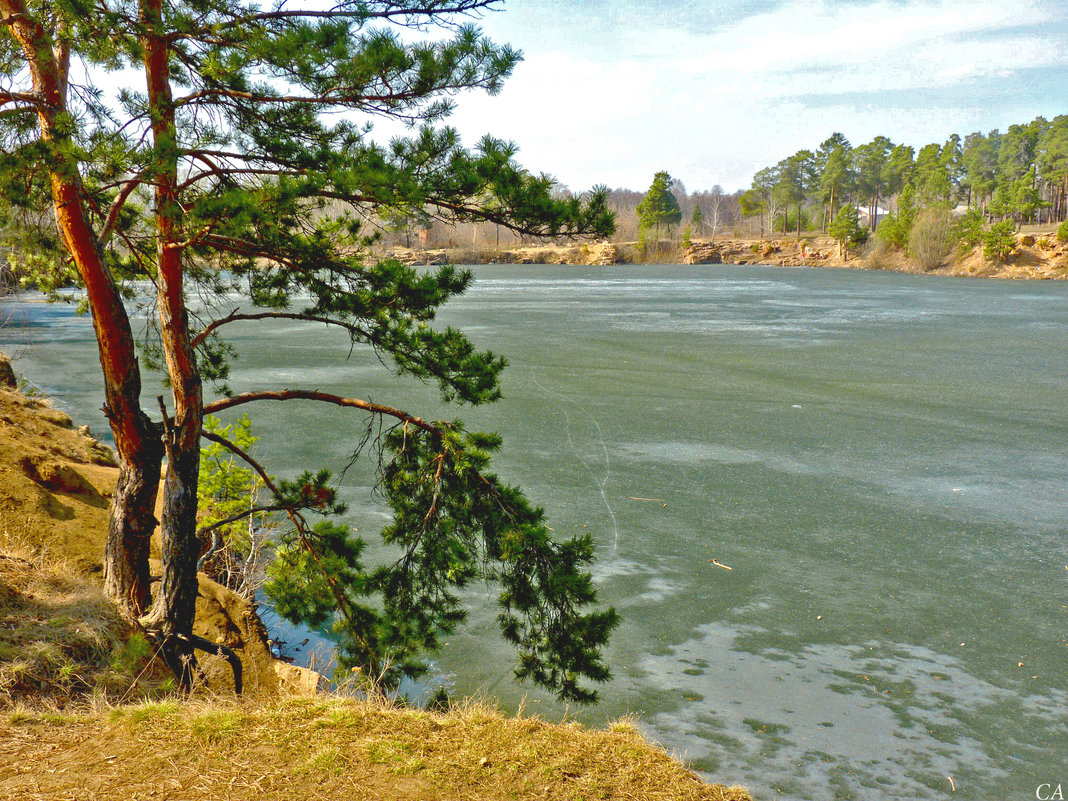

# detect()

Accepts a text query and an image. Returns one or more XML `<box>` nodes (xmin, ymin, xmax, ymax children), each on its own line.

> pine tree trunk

<box><xmin>105</xmin><ymin>436</ymin><xmax>162</xmax><ymax>614</ymax></box>
<box><xmin>3</xmin><ymin>0</ymin><xmax>164</xmax><ymax>618</ymax></box>
<box><xmin>139</xmin><ymin>0</ymin><xmax>207</xmax><ymax>686</ymax></box>
<box><xmin>148</xmin><ymin>443</ymin><xmax>202</xmax><ymax>683</ymax></box>
<box><xmin>54</xmin><ymin>175</ymin><xmax>163</xmax><ymax>618</ymax></box>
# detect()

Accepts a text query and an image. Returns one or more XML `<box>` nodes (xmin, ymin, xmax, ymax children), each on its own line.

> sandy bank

<box><xmin>382</xmin><ymin>230</ymin><xmax>1068</xmax><ymax>280</ymax></box>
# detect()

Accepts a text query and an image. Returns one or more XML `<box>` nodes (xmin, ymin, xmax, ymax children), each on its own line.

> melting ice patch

<box><xmin>614</xmin><ymin>440</ymin><xmax>817</xmax><ymax>475</ymax></box>
<box><xmin>632</xmin><ymin>622</ymin><xmax>1060</xmax><ymax>800</ymax></box>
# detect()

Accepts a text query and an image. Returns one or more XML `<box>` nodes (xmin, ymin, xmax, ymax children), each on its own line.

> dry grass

<box><xmin>0</xmin><ymin>535</ymin><xmax>167</xmax><ymax>708</ymax></box>
<box><xmin>0</xmin><ymin>696</ymin><xmax>752</xmax><ymax>801</ymax></box>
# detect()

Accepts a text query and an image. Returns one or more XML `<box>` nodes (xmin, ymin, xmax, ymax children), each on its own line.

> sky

<box><xmin>420</xmin><ymin>0</ymin><xmax>1068</xmax><ymax>193</ymax></box>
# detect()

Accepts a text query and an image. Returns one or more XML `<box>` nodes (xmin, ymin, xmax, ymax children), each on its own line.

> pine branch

<box><xmin>99</xmin><ymin>176</ymin><xmax>146</xmax><ymax>246</ymax></box>
<box><xmin>178</xmin><ymin>165</ymin><xmax>299</xmax><ymax>191</ymax></box>
<box><xmin>204</xmin><ymin>389</ymin><xmax>443</xmax><ymax>436</ymax></box>
<box><xmin>172</xmin><ymin>1</ymin><xmax>501</xmax><ymax>41</ymax></box>
<box><xmin>201</xmin><ymin>429</ymin><xmax>282</xmax><ymax>496</ymax></box>
<box><xmin>196</xmin><ymin>503</ymin><xmax>290</xmax><ymax>572</ymax></box>
<box><xmin>192</xmin><ymin>311</ymin><xmax>363</xmax><ymax>348</ymax></box>
<box><xmin>0</xmin><ymin>90</ymin><xmax>41</xmax><ymax>107</ymax></box>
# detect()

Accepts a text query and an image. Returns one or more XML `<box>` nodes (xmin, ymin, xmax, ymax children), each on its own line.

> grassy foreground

<box><xmin>1</xmin><ymin>697</ymin><xmax>752</xmax><ymax>801</ymax></box>
<box><xmin>0</xmin><ymin>367</ymin><xmax>752</xmax><ymax>800</ymax></box>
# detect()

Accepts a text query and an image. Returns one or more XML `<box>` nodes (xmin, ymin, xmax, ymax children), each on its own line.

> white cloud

<box><xmin>432</xmin><ymin>0</ymin><xmax>1068</xmax><ymax>190</ymax></box>
<box><xmin>659</xmin><ymin>0</ymin><xmax>1063</xmax><ymax>96</ymax></box>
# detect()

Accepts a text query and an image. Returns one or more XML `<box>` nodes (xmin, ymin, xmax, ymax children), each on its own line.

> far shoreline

<box><xmin>381</xmin><ymin>227</ymin><xmax>1068</xmax><ymax>281</ymax></box>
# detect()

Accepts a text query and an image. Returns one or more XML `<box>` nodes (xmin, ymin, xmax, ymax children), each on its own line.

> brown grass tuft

<box><xmin>0</xmin><ymin>537</ymin><xmax>167</xmax><ymax>708</ymax></box>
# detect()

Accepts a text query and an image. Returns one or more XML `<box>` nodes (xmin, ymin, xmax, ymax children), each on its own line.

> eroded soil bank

<box><xmin>384</xmin><ymin>229</ymin><xmax>1068</xmax><ymax>280</ymax></box>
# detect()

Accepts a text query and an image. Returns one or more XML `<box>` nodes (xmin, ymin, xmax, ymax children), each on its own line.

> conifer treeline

<box><xmin>377</xmin><ymin>114</ymin><xmax>1068</xmax><ymax>250</ymax></box>
<box><xmin>744</xmin><ymin>115</ymin><xmax>1068</xmax><ymax>236</ymax></box>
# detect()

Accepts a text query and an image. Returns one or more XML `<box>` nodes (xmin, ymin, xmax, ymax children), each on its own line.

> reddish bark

<box><xmin>136</xmin><ymin>0</ymin><xmax>204</xmax><ymax>682</ymax></box>
<box><xmin>2</xmin><ymin>0</ymin><xmax>162</xmax><ymax>618</ymax></box>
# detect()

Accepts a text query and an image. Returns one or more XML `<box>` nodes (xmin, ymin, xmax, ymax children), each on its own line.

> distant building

<box><xmin>858</xmin><ymin>205</ymin><xmax>890</xmax><ymax>229</ymax></box>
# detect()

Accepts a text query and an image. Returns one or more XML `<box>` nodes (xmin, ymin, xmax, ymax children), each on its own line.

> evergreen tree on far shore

<box><xmin>636</xmin><ymin>172</ymin><xmax>682</xmax><ymax>251</ymax></box>
<box><xmin>829</xmin><ymin>205</ymin><xmax>869</xmax><ymax>257</ymax></box>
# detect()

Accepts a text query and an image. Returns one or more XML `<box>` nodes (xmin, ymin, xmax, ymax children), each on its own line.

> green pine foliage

<box><xmin>636</xmin><ymin>171</ymin><xmax>682</xmax><ymax>245</ymax></box>
<box><xmin>197</xmin><ymin>415</ymin><xmax>275</xmax><ymax>596</ymax></box>
<box><xmin>1058</xmin><ymin>221</ymin><xmax>1068</xmax><ymax>243</ymax></box>
<box><xmin>2</xmin><ymin>0</ymin><xmax>618</xmax><ymax>700</ymax></box>
<box><xmin>875</xmin><ymin>215</ymin><xmax>906</xmax><ymax>249</ymax></box>
<box><xmin>957</xmin><ymin>208</ymin><xmax>985</xmax><ymax>254</ymax></box>
<box><xmin>265</xmin><ymin>423</ymin><xmax>618</xmax><ymax>702</ymax></box>
<box><xmin>773</xmin><ymin>208</ymin><xmax>811</xmax><ymax>236</ymax></box>
<box><xmin>690</xmin><ymin>204</ymin><xmax>704</xmax><ymax>234</ymax></box>
<box><xmin>981</xmin><ymin>220</ymin><xmax>1017</xmax><ymax>262</ymax></box>
<box><xmin>828</xmin><ymin>205</ymin><xmax>869</xmax><ymax>255</ymax></box>
<box><xmin>874</xmin><ymin>184</ymin><xmax>917</xmax><ymax>250</ymax></box>
<box><xmin>747</xmin><ymin>115</ymin><xmax>1068</xmax><ymax>241</ymax></box>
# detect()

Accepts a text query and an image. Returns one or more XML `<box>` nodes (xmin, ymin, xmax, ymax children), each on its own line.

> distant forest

<box><xmin>385</xmin><ymin>114</ymin><xmax>1067</xmax><ymax>250</ymax></box>
<box><xmin>742</xmin><ymin>114</ymin><xmax>1066</xmax><ymax>238</ymax></box>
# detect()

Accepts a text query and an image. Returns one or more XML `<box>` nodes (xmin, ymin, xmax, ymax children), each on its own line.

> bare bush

<box><xmin>909</xmin><ymin>208</ymin><xmax>957</xmax><ymax>271</ymax></box>
<box><xmin>863</xmin><ymin>236</ymin><xmax>892</xmax><ymax>269</ymax></box>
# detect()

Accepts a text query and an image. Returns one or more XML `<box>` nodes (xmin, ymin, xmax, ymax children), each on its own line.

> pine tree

<box><xmin>636</xmin><ymin>171</ymin><xmax>682</xmax><ymax>249</ymax></box>
<box><xmin>829</xmin><ymin>204</ymin><xmax>869</xmax><ymax>258</ymax></box>
<box><xmin>690</xmin><ymin>204</ymin><xmax>704</xmax><ymax>236</ymax></box>
<box><xmin>1</xmin><ymin>0</ymin><xmax>617</xmax><ymax>701</ymax></box>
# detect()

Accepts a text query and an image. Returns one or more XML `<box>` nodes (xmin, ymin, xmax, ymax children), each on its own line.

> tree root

<box><xmin>152</xmin><ymin>631</ymin><xmax>243</xmax><ymax>695</ymax></box>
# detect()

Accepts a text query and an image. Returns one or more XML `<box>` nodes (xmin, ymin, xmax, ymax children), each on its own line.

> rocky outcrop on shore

<box><xmin>388</xmin><ymin>242</ymin><xmax>626</xmax><ymax>267</ymax></box>
<box><xmin>383</xmin><ymin>231</ymin><xmax>1068</xmax><ymax>279</ymax></box>
<box><xmin>684</xmin><ymin>237</ymin><xmax>841</xmax><ymax>267</ymax></box>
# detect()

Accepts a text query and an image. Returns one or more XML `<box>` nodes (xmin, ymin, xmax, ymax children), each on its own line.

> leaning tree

<box><xmin>1</xmin><ymin>0</ymin><xmax>618</xmax><ymax>701</ymax></box>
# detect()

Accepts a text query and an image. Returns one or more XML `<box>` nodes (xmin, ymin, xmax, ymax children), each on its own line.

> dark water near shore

<box><xmin>3</xmin><ymin>264</ymin><xmax>1067</xmax><ymax>800</ymax></box>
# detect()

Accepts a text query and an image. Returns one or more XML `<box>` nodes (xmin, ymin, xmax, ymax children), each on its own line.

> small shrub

<box><xmin>863</xmin><ymin>237</ymin><xmax>892</xmax><ymax>270</ymax></box>
<box><xmin>876</xmin><ymin>213</ymin><xmax>908</xmax><ymax>249</ymax></box>
<box><xmin>110</xmin><ymin>633</ymin><xmax>153</xmax><ymax>675</ymax></box>
<box><xmin>981</xmin><ymin>220</ymin><xmax>1017</xmax><ymax>262</ymax></box>
<box><xmin>1057</xmin><ymin>221</ymin><xmax>1068</xmax><ymax>243</ymax></box>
